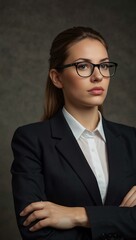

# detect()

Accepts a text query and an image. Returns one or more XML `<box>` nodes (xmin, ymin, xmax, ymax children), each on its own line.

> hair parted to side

<box><xmin>42</xmin><ymin>26</ymin><xmax>108</xmax><ymax>120</ymax></box>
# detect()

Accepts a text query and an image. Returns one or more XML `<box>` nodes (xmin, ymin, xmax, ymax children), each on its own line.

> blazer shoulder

<box><xmin>104</xmin><ymin>118</ymin><xmax>136</xmax><ymax>137</ymax></box>
<box><xmin>13</xmin><ymin>120</ymin><xmax>51</xmax><ymax>140</ymax></box>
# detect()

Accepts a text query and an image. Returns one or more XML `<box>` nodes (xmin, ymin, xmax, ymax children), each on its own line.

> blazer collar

<box><xmin>50</xmin><ymin>110</ymin><xmax>102</xmax><ymax>205</ymax></box>
<box><xmin>50</xmin><ymin>110</ymin><xmax>126</xmax><ymax>206</ymax></box>
<box><xmin>62</xmin><ymin>107</ymin><xmax>106</xmax><ymax>142</ymax></box>
<box><xmin>102</xmin><ymin>118</ymin><xmax>127</xmax><ymax>205</ymax></box>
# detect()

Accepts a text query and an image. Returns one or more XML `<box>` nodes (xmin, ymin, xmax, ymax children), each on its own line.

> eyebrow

<box><xmin>75</xmin><ymin>57</ymin><xmax>109</xmax><ymax>63</ymax></box>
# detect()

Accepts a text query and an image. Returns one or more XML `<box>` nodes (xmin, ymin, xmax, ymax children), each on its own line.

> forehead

<box><xmin>66</xmin><ymin>38</ymin><xmax>108</xmax><ymax>62</ymax></box>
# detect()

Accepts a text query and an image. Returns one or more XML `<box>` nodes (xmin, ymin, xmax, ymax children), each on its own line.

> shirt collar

<box><xmin>62</xmin><ymin>107</ymin><xmax>106</xmax><ymax>142</ymax></box>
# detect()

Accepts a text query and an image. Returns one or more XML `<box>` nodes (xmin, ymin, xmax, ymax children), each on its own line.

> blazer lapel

<box><xmin>103</xmin><ymin>119</ymin><xmax>127</xmax><ymax>205</ymax></box>
<box><xmin>50</xmin><ymin>110</ymin><xmax>102</xmax><ymax>205</ymax></box>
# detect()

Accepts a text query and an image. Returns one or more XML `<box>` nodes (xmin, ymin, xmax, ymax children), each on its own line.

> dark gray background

<box><xmin>0</xmin><ymin>0</ymin><xmax>136</xmax><ymax>239</ymax></box>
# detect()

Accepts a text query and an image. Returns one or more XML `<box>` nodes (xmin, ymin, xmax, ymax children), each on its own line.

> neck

<box><xmin>64</xmin><ymin>105</ymin><xmax>99</xmax><ymax>131</ymax></box>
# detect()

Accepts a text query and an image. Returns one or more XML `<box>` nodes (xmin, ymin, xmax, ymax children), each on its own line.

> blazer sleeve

<box><xmin>11</xmin><ymin>126</ymin><xmax>91</xmax><ymax>240</ymax></box>
<box><xmin>85</xmin><ymin>205</ymin><xmax>136</xmax><ymax>239</ymax></box>
<box><xmin>11</xmin><ymin>124</ymin><xmax>136</xmax><ymax>240</ymax></box>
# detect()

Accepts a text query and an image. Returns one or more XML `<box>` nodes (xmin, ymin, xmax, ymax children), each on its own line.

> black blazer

<box><xmin>11</xmin><ymin>110</ymin><xmax>136</xmax><ymax>240</ymax></box>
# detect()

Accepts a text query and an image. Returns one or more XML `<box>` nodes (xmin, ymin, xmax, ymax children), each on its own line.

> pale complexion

<box><xmin>50</xmin><ymin>38</ymin><xmax>110</xmax><ymax>131</ymax></box>
<box><xmin>21</xmin><ymin>203</ymin><xmax>89</xmax><ymax>231</ymax></box>
<box><xmin>20</xmin><ymin>38</ymin><xmax>136</xmax><ymax>232</ymax></box>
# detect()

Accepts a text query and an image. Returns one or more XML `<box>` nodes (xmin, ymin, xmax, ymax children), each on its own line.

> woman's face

<box><xmin>52</xmin><ymin>38</ymin><xmax>110</xmax><ymax>111</ymax></box>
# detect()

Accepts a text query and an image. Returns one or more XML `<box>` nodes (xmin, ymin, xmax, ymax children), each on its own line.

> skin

<box><xmin>50</xmin><ymin>38</ymin><xmax>110</xmax><ymax>131</ymax></box>
<box><xmin>20</xmin><ymin>38</ymin><xmax>136</xmax><ymax>232</ymax></box>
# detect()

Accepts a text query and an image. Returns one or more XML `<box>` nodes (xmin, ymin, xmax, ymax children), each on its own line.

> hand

<box><xmin>120</xmin><ymin>186</ymin><xmax>136</xmax><ymax>207</ymax></box>
<box><xmin>20</xmin><ymin>201</ymin><xmax>90</xmax><ymax>231</ymax></box>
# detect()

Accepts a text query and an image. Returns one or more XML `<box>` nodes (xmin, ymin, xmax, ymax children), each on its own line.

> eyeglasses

<box><xmin>57</xmin><ymin>61</ymin><xmax>118</xmax><ymax>78</ymax></box>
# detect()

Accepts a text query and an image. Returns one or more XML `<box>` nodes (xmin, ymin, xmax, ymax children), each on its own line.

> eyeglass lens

<box><xmin>76</xmin><ymin>62</ymin><xmax>116</xmax><ymax>77</ymax></box>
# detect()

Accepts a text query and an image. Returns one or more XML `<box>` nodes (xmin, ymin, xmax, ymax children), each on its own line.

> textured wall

<box><xmin>0</xmin><ymin>0</ymin><xmax>136</xmax><ymax>239</ymax></box>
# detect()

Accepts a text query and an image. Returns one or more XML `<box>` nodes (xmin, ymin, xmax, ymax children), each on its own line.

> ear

<box><xmin>49</xmin><ymin>69</ymin><xmax>63</xmax><ymax>89</ymax></box>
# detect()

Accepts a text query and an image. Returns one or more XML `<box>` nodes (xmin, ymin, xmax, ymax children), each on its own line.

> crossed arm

<box><xmin>11</xmin><ymin>126</ymin><xmax>136</xmax><ymax>239</ymax></box>
<box><xmin>20</xmin><ymin>186</ymin><xmax>136</xmax><ymax>232</ymax></box>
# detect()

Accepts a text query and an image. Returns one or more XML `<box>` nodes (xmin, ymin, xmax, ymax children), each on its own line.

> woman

<box><xmin>11</xmin><ymin>26</ymin><xmax>136</xmax><ymax>240</ymax></box>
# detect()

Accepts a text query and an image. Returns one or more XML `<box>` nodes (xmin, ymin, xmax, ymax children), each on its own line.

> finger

<box><xmin>23</xmin><ymin>209</ymin><xmax>48</xmax><ymax>226</ymax></box>
<box><xmin>129</xmin><ymin>199</ymin><xmax>136</xmax><ymax>207</ymax></box>
<box><xmin>120</xmin><ymin>187</ymin><xmax>135</xmax><ymax>206</ymax></box>
<box><xmin>29</xmin><ymin>218</ymin><xmax>51</xmax><ymax>231</ymax></box>
<box><xmin>20</xmin><ymin>202</ymin><xmax>44</xmax><ymax>216</ymax></box>
<box><xmin>121</xmin><ymin>194</ymin><xmax>136</xmax><ymax>207</ymax></box>
<box><xmin>120</xmin><ymin>186</ymin><xmax>136</xmax><ymax>207</ymax></box>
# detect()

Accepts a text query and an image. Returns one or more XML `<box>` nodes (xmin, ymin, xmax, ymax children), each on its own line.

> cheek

<box><xmin>62</xmin><ymin>73</ymin><xmax>83</xmax><ymax>90</ymax></box>
<box><xmin>104</xmin><ymin>78</ymin><xmax>110</xmax><ymax>90</ymax></box>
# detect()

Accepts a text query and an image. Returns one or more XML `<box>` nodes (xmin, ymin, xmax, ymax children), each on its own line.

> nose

<box><xmin>90</xmin><ymin>66</ymin><xmax>103</xmax><ymax>82</ymax></box>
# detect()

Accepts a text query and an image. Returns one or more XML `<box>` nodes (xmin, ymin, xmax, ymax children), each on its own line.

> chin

<box><xmin>89</xmin><ymin>100</ymin><xmax>105</xmax><ymax>107</ymax></box>
<box><xmin>91</xmin><ymin>96</ymin><xmax>106</xmax><ymax>106</ymax></box>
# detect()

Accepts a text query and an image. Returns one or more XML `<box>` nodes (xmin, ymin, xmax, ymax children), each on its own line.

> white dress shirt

<box><xmin>62</xmin><ymin>107</ymin><xmax>109</xmax><ymax>203</ymax></box>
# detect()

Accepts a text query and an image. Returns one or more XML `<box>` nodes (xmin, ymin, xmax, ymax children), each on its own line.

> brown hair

<box><xmin>42</xmin><ymin>26</ymin><xmax>108</xmax><ymax>120</ymax></box>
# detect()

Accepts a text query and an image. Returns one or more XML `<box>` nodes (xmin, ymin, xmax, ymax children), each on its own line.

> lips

<box><xmin>87</xmin><ymin>87</ymin><xmax>104</xmax><ymax>95</ymax></box>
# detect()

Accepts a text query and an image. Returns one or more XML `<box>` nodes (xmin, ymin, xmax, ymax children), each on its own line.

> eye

<box><xmin>100</xmin><ymin>62</ymin><xmax>110</xmax><ymax>70</ymax></box>
<box><xmin>100</xmin><ymin>62</ymin><xmax>114</xmax><ymax>70</ymax></box>
<box><xmin>77</xmin><ymin>62</ymin><xmax>90</xmax><ymax>71</ymax></box>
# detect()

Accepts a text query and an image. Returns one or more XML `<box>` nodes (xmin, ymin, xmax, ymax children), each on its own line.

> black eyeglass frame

<box><xmin>56</xmin><ymin>61</ymin><xmax>118</xmax><ymax>78</ymax></box>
